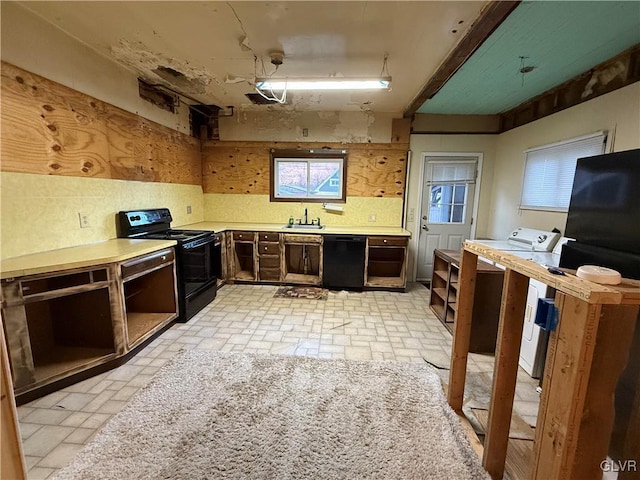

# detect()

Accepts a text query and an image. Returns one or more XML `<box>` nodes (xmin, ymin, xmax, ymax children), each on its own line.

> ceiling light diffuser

<box><xmin>255</xmin><ymin>77</ymin><xmax>391</xmax><ymax>91</ymax></box>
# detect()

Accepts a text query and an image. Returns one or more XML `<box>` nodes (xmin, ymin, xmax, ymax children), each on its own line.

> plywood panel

<box><xmin>202</xmin><ymin>146</ymin><xmax>270</xmax><ymax>195</ymax></box>
<box><xmin>1</xmin><ymin>62</ymin><xmax>201</xmax><ymax>185</ymax></box>
<box><xmin>201</xmin><ymin>141</ymin><xmax>408</xmax><ymax>198</ymax></box>
<box><xmin>347</xmin><ymin>147</ymin><xmax>407</xmax><ymax>197</ymax></box>
<box><xmin>1</xmin><ymin>62</ymin><xmax>111</xmax><ymax>178</ymax></box>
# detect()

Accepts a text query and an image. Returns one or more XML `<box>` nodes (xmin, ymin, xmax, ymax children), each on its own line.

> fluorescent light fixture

<box><xmin>256</xmin><ymin>77</ymin><xmax>391</xmax><ymax>91</ymax></box>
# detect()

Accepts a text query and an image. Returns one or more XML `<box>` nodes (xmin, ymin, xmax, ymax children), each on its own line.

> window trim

<box><xmin>269</xmin><ymin>149</ymin><xmax>348</xmax><ymax>203</ymax></box>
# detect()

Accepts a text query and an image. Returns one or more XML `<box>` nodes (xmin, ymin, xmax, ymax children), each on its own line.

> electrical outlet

<box><xmin>368</xmin><ymin>213</ymin><xmax>377</xmax><ymax>222</ymax></box>
<box><xmin>187</xmin><ymin>205</ymin><xmax>192</xmax><ymax>214</ymax></box>
<box><xmin>302</xmin><ymin>128</ymin><xmax>309</xmax><ymax>137</ymax></box>
<box><xmin>78</xmin><ymin>212</ymin><xmax>90</xmax><ymax>228</ymax></box>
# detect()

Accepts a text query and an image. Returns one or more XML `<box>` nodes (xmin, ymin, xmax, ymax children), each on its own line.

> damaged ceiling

<box><xmin>16</xmin><ymin>1</ymin><xmax>488</xmax><ymax>114</ymax></box>
<box><xmin>13</xmin><ymin>1</ymin><xmax>638</xmax><ymax>119</ymax></box>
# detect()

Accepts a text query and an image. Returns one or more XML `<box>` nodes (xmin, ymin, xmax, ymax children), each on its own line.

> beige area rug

<box><xmin>53</xmin><ymin>350</ymin><xmax>489</xmax><ymax>479</ymax></box>
<box><xmin>273</xmin><ymin>286</ymin><xmax>329</xmax><ymax>300</ymax></box>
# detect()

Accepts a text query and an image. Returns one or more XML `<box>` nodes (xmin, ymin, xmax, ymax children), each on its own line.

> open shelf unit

<box><xmin>3</xmin><ymin>267</ymin><xmax>118</xmax><ymax>395</ymax></box>
<box><xmin>231</xmin><ymin>231</ymin><xmax>257</xmax><ymax>281</ymax></box>
<box><xmin>283</xmin><ymin>235</ymin><xmax>322</xmax><ymax>285</ymax></box>
<box><xmin>121</xmin><ymin>249</ymin><xmax>177</xmax><ymax>349</ymax></box>
<box><xmin>365</xmin><ymin>237</ymin><xmax>407</xmax><ymax>289</ymax></box>
<box><xmin>429</xmin><ymin>249</ymin><xmax>504</xmax><ymax>353</ymax></box>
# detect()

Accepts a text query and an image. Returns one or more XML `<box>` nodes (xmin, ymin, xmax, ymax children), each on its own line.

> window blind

<box><xmin>520</xmin><ymin>132</ymin><xmax>607</xmax><ymax>211</ymax></box>
<box><xmin>428</xmin><ymin>160</ymin><xmax>476</xmax><ymax>184</ymax></box>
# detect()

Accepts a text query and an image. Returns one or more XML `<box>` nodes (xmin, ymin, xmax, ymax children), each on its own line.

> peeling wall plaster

<box><xmin>111</xmin><ymin>39</ymin><xmax>215</xmax><ymax>96</ymax></box>
<box><xmin>219</xmin><ymin>110</ymin><xmax>395</xmax><ymax>142</ymax></box>
<box><xmin>1</xmin><ymin>3</ymin><xmax>192</xmax><ymax>134</ymax></box>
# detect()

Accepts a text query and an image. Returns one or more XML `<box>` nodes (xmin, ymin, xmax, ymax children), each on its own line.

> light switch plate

<box><xmin>187</xmin><ymin>205</ymin><xmax>192</xmax><ymax>214</ymax></box>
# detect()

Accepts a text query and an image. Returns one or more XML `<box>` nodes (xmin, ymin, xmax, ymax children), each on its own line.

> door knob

<box><xmin>422</xmin><ymin>225</ymin><xmax>429</xmax><ymax>231</ymax></box>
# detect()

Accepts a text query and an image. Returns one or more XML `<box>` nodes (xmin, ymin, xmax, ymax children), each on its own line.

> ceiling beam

<box><xmin>403</xmin><ymin>1</ymin><xmax>520</xmax><ymax>119</ymax></box>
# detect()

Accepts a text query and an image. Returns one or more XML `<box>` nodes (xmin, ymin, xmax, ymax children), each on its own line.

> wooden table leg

<box><xmin>447</xmin><ymin>249</ymin><xmax>478</xmax><ymax>412</ymax></box>
<box><xmin>482</xmin><ymin>268</ymin><xmax>528</xmax><ymax>479</ymax></box>
<box><xmin>533</xmin><ymin>296</ymin><xmax>639</xmax><ymax>479</ymax></box>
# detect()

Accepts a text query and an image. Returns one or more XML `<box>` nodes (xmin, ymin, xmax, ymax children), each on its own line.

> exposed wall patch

<box><xmin>111</xmin><ymin>39</ymin><xmax>214</xmax><ymax>95</ymax></box>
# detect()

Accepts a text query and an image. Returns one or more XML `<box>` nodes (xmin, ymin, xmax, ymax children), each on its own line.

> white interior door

<box><xmin>416</xmin><ymin>157</ymin><xmax>477</xmax><ymax>281</ymax></box>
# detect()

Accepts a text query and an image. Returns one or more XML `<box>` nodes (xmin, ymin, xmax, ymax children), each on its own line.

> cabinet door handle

<box><xmin>161</xmin><ymin>255</ymin><xmax>167</xmax><ymax>261</ymax></box>
<box><xmin>239</xmin><ymin>234</ymin><xmax>243</xmax><ymax>238</ymax></box>
<box><xmin>264</xmin><ymin>247</ymin><xmax>268</xmax><ymax>251</ymax></box>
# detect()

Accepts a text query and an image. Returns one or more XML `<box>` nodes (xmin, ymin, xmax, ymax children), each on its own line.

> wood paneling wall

<box><xmin>0</xmin><ymin>62</ymin><xmax>201</xmax><ymax>185</ymax></box>
<box><xmin>202</xmin><ymin>141</ymin><xmax>408</xmax><ymax>198</ymax></box>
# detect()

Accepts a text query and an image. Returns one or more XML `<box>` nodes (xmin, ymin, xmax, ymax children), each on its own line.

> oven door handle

<box><xmin>183</xmin><ymin>235</ymin><xmax>216</xmax><ymax>250</ymax></box>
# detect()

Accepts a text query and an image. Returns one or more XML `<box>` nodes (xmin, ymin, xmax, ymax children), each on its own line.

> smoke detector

<box><xmin>270</xmin><ymin>50</ymin><xmax>285</xmax><ymax>66</ymax></box>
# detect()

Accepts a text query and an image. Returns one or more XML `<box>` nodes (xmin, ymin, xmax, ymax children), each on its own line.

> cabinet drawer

<box><xmin>258</xmin><ymin>232</ymin><xmax>279</xmax><ymax>242</ymax></box>
<box><xmin>121</xmin><ymin>249</ymin><xmax>174</xmax><ymax>280</ymax></box>
<box><xmin>368</xmin><ymin>237</ymin><xmax>408</xmax><ymax>247</ymax></box>
<box><xmin>259</xmin><ymin>256</ymin><xmax>280</xmax><ymax>269</ymax></box>
<box><xmin>233</xmin><ymin>231</ymin><xmax>256</xmax><ymax>241</ymax></box>
<box><xmin>259</xmin><ymin>268</ymin><xmax>281</xmax><ymax>281</ymax></box>
<box><xmin>259</xmin><ymin>242</ymin><xmax>281</xmax><ymax>255</ymax></box>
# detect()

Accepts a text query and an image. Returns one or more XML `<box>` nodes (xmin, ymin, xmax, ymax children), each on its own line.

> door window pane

<box><xmin>429</xmin><ymin>183</ymin><xmax>467</xmax><ymax>224</ymax></box>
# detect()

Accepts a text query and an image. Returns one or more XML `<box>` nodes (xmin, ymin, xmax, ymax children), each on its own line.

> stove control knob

<box><xmin>538</xmin><ymin>235</ymin><xmax>547</xmax><ymax>243</ymax></box>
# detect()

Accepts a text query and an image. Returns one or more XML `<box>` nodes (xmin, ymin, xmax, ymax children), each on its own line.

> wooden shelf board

<box><xmin>365</xmin><ymin>276</ymin><xmax>404</xmax><ymax>287</ymax></box>
<box><xmin>127</xmin><ymin>311</ymin><xmax>175</xmax><ymax>345</ymax></box>
<box><xmin>33</xmin><ymin>346</ymin><xmax>115</xmax><ymax>383</ymax></box>
<box><xmin>235</xmin><ymin>270</ymin><xmax>255</xmax><ymax>281</ymax></box>
<box><xmin>432</xmin><ymin>287</ymin><xmax>456</xmax><ymax>303</ymax></box>
<box><xmin>430</xmin><ymin>303</ymin><xmax>445</xmax><ymax>320</ymax></box>
<box><xmin>284</xmin><ymin>273</ymin><xmax>321</xmax><ymax>284</ymax></box>
<box><xmin>435</xmin><ymin>270</ymin><xmax>448</xmax><ymax>282</ymax></box>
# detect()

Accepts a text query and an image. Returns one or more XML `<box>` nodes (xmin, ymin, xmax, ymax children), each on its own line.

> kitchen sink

<box><xmin>282</xmin><ymin>224</ymin><xmax>325</xmax><ymax>230</ymax></box>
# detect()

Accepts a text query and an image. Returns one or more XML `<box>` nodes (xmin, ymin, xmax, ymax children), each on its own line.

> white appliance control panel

<box><xmin>508</xmin><ymin>227</ymin><xmax>561</xmax><ymax>251</ymax></box>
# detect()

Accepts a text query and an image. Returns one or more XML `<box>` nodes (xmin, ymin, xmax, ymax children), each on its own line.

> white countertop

<box><xmin>180</xmin><ymin>221</ymin><xmax>411</xmax><ymax>237</ymax></box>
<box><xmin>1</xmin><ymin>239</ymin><xmax>177</xmax><ymax>279</ymax></box>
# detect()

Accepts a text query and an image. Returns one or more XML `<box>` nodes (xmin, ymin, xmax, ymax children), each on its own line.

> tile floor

<box><xmin>17</xmin><ymin>282</ymin><xmax>540</xmax><ymax>479</ymax></box>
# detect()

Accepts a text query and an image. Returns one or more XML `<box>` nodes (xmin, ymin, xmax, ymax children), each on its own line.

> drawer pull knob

<box><xmin>161</xmin><ymin>255</ymin><xmax>166</xmax><ymax>260</ymax></box>
<box><xmin>383</xmin><ymin>239</ymin><xmax>387</xmax><ymax>244</ymax></box>
<box><xmin>264</xmin><ymin>247</ymin><xmax>268</xmax><ymax>251</ymax></box>
<box><xmin>239</xmin><ymin>235</ymin><xmax>243</xmax><ymax>238</ymax></box>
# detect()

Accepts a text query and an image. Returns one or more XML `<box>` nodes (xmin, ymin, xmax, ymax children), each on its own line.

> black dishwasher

<box><xmin>323</xmin><ymin>235</ymin><xmax>366</xmax><ymax>290</ymax></box>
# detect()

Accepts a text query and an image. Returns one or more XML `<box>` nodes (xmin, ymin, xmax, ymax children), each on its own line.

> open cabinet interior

<box><xmin>24</xmin><ymin>288</ymin><xmax>115</xmax><ymax>383</ymax></box>
<box><xmin>123</xmin><ymin>264</ymin><xmax>176</xmax><ymax>347</ymax></box>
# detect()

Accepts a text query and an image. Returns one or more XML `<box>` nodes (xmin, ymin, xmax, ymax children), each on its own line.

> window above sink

<box><xmin>270</xmin><ymin>149</ymin><xmax>347</xmax><ymax>203</ymax></box>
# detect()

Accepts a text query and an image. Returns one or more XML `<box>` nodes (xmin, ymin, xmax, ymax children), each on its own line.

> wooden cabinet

<box><xmin>282</xmin><ymin>234</ymin><xmax>322</xmax><ymax>285</ymax></box>
<box><xmin>1</xmin><ymin>248</ymin><xmax>178</xmax><ymax>402</ymax></box>
<box><xmin>429</xmin><ymin>249</ymin><xmax>503</xmax><ymax>353</ymax></box>
<box><xmin>1</xmin><ymin>265</ymin><xmax>119</xmax><ymax>396</ymax></box>
<box><xmin>257</xmin><ymin>232</ymin><xmax>281</xmax><ymax>282</ymax></box>
<box><xmin>230</xmin><ymin>231</ymin><xmax>257</xmax><ymax>281</ymax></box>
<box><xmin>224</xmin><ymin>230</ymin><xmax>409</xmax><ymax>290</ymax></box>
<box><xmin>365</xmin><ymin>236</ymin><xmax>408</xmax><ymax>289</ymax></box>
<box><xmin>118</xmin><ymin>249</ymin><xmax>178</xmax><ymax>349</ymax></box>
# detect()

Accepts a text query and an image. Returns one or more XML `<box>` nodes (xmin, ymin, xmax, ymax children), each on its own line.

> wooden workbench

<box><xmin>449</xmin><ymin>242</ymin><xmax>640</xmax><ymax>480</ymax></box>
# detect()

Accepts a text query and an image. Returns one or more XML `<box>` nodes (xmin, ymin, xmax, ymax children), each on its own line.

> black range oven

<box><xmin>117</xmin><ymin>208</ymin><xmax>217</xmax><ymax>322</ymax></box>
